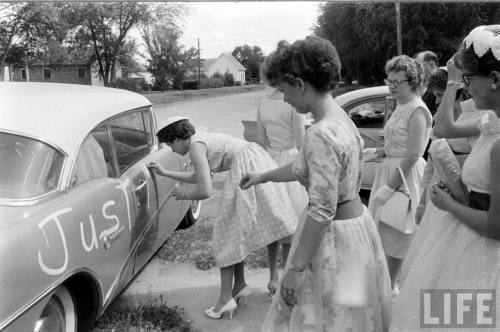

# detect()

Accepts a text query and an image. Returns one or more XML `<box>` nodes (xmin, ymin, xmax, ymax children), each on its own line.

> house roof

<box><xmin>202</xmin><ymin>53</ymin><xmax>246</xmax><ymax>72</ymax></box>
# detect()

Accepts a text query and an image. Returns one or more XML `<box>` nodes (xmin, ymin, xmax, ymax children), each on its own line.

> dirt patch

<box><xmin>155</xmin><ymin>216</ymin><xmax>269</xmax><ymax>270</ymax></box>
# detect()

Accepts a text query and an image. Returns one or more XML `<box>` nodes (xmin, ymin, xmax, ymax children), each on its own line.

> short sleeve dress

<box><xmin>261</xmin><ymin>118</ymin><xmax>392</xmax><ymax>332</ymax></box>
<box><xmin>190</xmin><ymin>131</ymin><xmax>298</xmax><ymax>267</ymax></box>
<box><xmin>257</xmin><ymin>95</ymin><xmax>308</xmax><ymax>217</ymax></box>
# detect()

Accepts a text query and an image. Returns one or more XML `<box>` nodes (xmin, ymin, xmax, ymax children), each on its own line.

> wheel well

<box><xmin>65</xmin><ymin>273</ymin><xmax>101</xmax><ymax>332</ymax></box>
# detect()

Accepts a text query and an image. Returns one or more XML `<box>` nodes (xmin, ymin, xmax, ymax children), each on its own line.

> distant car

<box><xmin>242</xmin><ymin>86</ymin><xmax>393</xmax><ymax>190</ymax></box>
<box><xmin>0</xmin><ymin>83</ymin><xmax>200</xmax><ymax>332</ymax></box>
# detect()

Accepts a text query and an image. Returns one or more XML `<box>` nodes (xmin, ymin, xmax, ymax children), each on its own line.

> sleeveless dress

<box><xmin>390</xmin><ymin>111</ymin><xmax>500</xmax><ymax>331</ymax></box>
<box><xmin>257</xmin><ymin>95</ymin><xmax>308</xmax><ymax>217</ymax></box>
<box><xmin>399</xmin><ymin>99</ymin><xmax>488</xmax><ymax>285</ymax></box>
<box><xmin>190</xmin><ymin>131</ymin><xmax>298</xmax><ymax>267</ymax></box>
<box><xmin>261</xmin><ymin>118</ymin><xmax>392</xmax><ymax>332</ymax></box>
<box><xmin>368</xmin><ymin>97</ymin><xmax>432</xmax><ymax>259</ymax></box>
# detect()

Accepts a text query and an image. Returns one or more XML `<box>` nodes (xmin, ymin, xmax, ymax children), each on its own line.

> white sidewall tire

<box><xmin>49</xmin><ymin>285</ymin><xmax>77</xmax><ymax>332</ymax></box>
<box><xmin>191</xmin><ymin>200</ymin><xmax>201</xmax><ymax>220</ymax></box>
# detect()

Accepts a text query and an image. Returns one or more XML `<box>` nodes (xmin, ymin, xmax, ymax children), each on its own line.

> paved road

<box><xmin>154</xmin><ymin>86</ymin><xmax>273</xmax><ymax>139</ymax></box>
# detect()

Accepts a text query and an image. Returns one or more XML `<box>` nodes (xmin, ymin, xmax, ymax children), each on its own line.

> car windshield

<box><xmin>0</xmin><ymin>132</ymin><xmax>64</xmax><ymax>199</ymax></box>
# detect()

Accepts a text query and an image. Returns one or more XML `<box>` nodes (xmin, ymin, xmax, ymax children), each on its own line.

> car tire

<box><xmin>176</xmin><ymin>200</ymin><xmax>201</xmax><ymax>230</ymax></box>
<box><xmin>37</xmin><ymin>285</ymin><xmax>76</xmax><ymax>332</ymax></box>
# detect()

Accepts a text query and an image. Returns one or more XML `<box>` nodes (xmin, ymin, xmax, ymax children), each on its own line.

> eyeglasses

<box><xmin>461</xmin><ymin>73</ymin><xmax>479</xmax><ymax>87</ymax></box>
<box><xmin>384</xmin><ymin>78</ymin><xmax>410</xmax><ymax>87</ymax></box>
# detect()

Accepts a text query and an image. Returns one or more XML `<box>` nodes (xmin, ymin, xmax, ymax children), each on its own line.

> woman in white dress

<box><xmin>368</xmin><ymin>55</ymin><xmax>432</xmax><ymax>294</ymax></box>
<box><xmin>148</xmin><ymin>117</ymin><xmax>298</xmax><ymax>320</ymax></box>
<box><xmin>256</xmin><ymin>58</ymin><xmax>308</xmax><ymax>294</ymax></box>
<box><xmin>391</xmin><ymin>25</ymin><xmax>500</xmax><ymax>331</ymax></box>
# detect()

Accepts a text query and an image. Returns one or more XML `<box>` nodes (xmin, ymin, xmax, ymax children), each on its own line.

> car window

<box><xmin>71</xmin><ymin>125</ymin><xmax>116</xmax><ymax>186</ymax></box>
<box><xmin>142</xmin><ymin>110</ymin><xmax>154</xmax><ymax>147</ymax></box>
<box><xmin>347</xmin><ymin>97</ymin><xmax>388</xmax><ymax>128</ymax></box>
<box><xmin>109</xmin><ymin>111</ymin><xmax>150</xmax><ymax>173</ymax></box>
<box><xmin>0</xmin><ymin>132</ymin><xmax>64</xmax><ymax>199</ymax></box>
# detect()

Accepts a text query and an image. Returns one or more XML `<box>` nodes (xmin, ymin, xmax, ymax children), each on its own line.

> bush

<box><xmin>199</xmin><ymin>77</ymin><xmax>224</xmax><ymax>89</ymax></box>
<box><xmin>223</xmin><ymin>71</ymin><xmax>234</xmax><ymax>87</ymax></box>
<box><xmin>113</xmin><ymin>77</ymin><xmax>144</xmax><ymax>91</ymax></box>
<box><xmin>181</xmin><ymin>80</ymin><xmax>199</xmax><ymax>90</ymax></box>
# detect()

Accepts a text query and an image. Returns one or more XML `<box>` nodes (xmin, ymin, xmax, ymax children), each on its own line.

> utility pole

<box><xmin>198</xmin><ymin>38</ymin><xmax>201</xmax><ymax>89</ymax></box>
<box><xmin>395</xmin><ymin>1</ymin><xmax>402</xmax><ymax>55</ymax></box>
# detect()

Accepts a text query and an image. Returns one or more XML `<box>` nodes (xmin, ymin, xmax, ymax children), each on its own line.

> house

<box><xmin>202</xmin><ymin>53</ymin><xmax>246</xmax><ymax>84</ymax></box>
<box><xmin>5</xmin><ymin>61</ymin><xmax>122</xmax><ymax>86</ymax></box>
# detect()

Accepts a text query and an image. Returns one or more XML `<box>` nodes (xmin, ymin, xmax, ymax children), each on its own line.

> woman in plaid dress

<box><xmin>148</xmin><ymin>117</ymin><xmax>298</xmax><ymax>320</ymax></box>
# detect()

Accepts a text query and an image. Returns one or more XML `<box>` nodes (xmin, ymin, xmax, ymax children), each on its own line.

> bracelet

<box><xmin>289</xmin><ymin>263</ymin><xmax>305</xmax><ymax>272</ymax></box>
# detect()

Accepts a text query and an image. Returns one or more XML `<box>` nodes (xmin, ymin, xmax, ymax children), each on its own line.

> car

<box><xmin>242</xmin><ymin>86</ymin><xmax>393</xmax><ymax>190</ymax></box>
<box><xmin>0</xmin><ymin>82</ymin><xmax>201</xmax><ymax>332</ymax></box>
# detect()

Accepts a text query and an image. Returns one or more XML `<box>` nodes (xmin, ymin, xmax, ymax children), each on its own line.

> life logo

<box><xmin>420</xmin><ymin>289</ymin><xmax>496</xmax><ymax>328</ymax></box>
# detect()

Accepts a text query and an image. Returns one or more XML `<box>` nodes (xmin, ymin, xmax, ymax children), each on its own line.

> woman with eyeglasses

<box><xmin>367</xmin><ymin>55</ymin><xmax>432</xmax><ymax>297</ymax></box>
<box><xmin>391</xmin><ymin>25</ymin><xmax>500</xmax><ymax>331</ymax></box>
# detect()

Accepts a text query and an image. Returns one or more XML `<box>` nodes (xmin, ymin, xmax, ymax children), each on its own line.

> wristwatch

<box><xmin>289</xmin><ymin>263</ymin><xmax>305</xmax><ymax>272</ymax></box>
<box><xmin>447</xmin><ymin>80</ymin><xmax>461</xmax><ymax>87</ymax></box>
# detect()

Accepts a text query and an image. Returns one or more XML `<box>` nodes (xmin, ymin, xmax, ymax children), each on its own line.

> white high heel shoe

<box><xmin>234</xmin><ymin>286</ymin><xmax>252</xmax><ymax>305</ymax></box>
<box><xmin>204</xmin><ymin>299</ymin><xmax>237</xmax><ymax>320</ymax></box>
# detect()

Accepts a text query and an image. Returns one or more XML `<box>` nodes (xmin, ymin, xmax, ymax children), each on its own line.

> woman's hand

<box><xmin>172</xmin><ymin>185</ymin><xmax>186</xmax><ymax>201</ymax></box>
<box><xmin>239</xmin><ymin>171</ymin><xmax>262</xmax><ymax>190</ymax></box>
<box><xmin>147</xmin><ymin>161</ymin><xmax>163</xmax><ymax>175</ymax></box>
<box><xmin>429</xmin><ymin>181</ymin><xmax>454</xmax><ymax>211</ymax></box>
<box><xmin>280</xmin><ymin>270</ymin><xmax>305</xmax><ymax>307</ymax></box>
<box><xmin>446</xmin><ymin>54</ymin><xmax>462</xmax><ymax>83</ymax></box>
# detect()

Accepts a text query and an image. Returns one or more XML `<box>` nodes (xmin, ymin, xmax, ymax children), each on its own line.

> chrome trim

<box><xmin>0</xmin><ymin>267</ymin><xmax>103</xmax><ymax>331</ymax></box>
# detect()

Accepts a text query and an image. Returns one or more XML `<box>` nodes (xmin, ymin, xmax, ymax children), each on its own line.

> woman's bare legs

<box><xmin>386</xmin><ymin>255</ymin><xmax>402</xmax><ymax>293</ymax></box>
<box><xmin>281</xmin><ymin>242</ymin><xmax>291</xmax><ymax>268</ymax></box>
<box><xmin>232</xmin><ymin>261</ymin><xmax>247</xmax><ymax>296</ymax></box>
<box><xmin>267</xmin><ymin>241</ymin><xmax>280</xmax><ymax>294</ymax></box>
<box><xmin>214</xmin><ymin>265</ymin><xmax>235</xmax><ymax>311</ymax></box>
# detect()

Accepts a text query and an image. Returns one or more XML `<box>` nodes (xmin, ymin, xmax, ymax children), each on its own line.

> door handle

<box><xmin>133</xmin><ymin>180</ymin><xmax>147</xmax><ymax>192</ymax></box>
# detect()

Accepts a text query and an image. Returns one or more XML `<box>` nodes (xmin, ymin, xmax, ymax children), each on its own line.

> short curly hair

<box><xmin>427</xmin><ymin>68</ymin><xmax>448</xmax><ymax>92</ymax></box>
<box><xmin>263</xmin><ymin>35</ymin><xmax>341</xmax><ymax>92</ymax></box>
<box><xmin>385</xmin><ymin>55</ymin><xmax>426</xmax><ymax>93</ymax></box>
<box><xmin>157</xmin><ymin>119</ymin><xmax>195</xmax><ymax>143</ymax></box>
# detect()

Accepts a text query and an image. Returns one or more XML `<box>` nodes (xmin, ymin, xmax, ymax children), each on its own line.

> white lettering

<box><xmin>100</xmin><ymin>200</ymin><xmax>120</xmax><ymax>240</ymax></box>
<box><xmin>37</xmin><ymin>208</ymin><xmax>72</xmax><ymax>275</ymax></box>
<box><xmin>457</xmin><ymin>293</ymin><xmax>473</xmax><ymax>324</ymax></box>
<box><xmin>80</xmin><ymin>214</ymin><xmax>98</xmax><ymax>252</ymax></box>
<box><xmin>423</xmin><ymin>293</ymin><xmax>440</xmax><ymax>324</ymax></box>
<box><xmin>477</xmin><ymin>292</ymin><xmax>493</xmax><ymax>325</ymax></box>
<box><xmin>115</xmin><ymin>181</ymin><xmax>132</xmax><ymax>230</ymax></box>
<box><xmin>443</xmin><ymin>292</ymin><xmax>451</xmax><ymax>324</ymax></box>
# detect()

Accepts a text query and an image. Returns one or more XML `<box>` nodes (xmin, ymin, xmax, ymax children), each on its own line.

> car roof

<box><xmin>335</xmin><ymin>86</ymin><xmax>390</xmax><ymax>107</ymax></box>
<box><xmin>1</xmin><ymin>82</ymin><xmax>152</xmax><ymax>156</ymax></box>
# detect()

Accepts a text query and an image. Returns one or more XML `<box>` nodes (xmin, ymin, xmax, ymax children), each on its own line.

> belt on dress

<box><xmin>268</xmin><ymin>145</ymin><xmax>296</xmax><ymax>152</ymax></box>
<box><xmin>469</xmin><ymin>191</ymin><xmax>490</xmax><ymax>211</ymax></box>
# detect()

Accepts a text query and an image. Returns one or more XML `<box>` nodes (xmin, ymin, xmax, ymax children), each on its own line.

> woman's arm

<box><xmin>240</xmin><ymin>162</ymin><xmax>298</xmax><ymax>190</ymax></box>
<box><xmin>255</xmin><ymin>105</ymin><xmax>268</xmax><ymax>148</ymax></box>
<box><xmin>182</xmin><ymin>142</ymin><xmax>212</xmax><ymax>200</ymax></box>
<box><xmin>292</xmin><ymin>110</ymin><xmax>305</xmax><ymax>150</ymax></box>
<box><xmin>147</xmin><ymin>161</ymin><xmax>198</xmax><ymax>183</ymax></box>
<box><xmin>433</xmin><ymin>58</ymin><xmax>481</xmax><ymax>138</ymax></box>
<box><xmin>387</xmin><ymin>108</ymin><xmax>429</xmax><ymax>189</ymax></box>
<box><xmin>430</xmin><ymin>140</ymin><xmax>500</xmax><ymax>240</ymax></box>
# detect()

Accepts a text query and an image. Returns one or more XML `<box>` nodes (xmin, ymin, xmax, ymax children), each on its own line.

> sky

<box><xmin>178</xmin><ymin>2</ymin><xmax>323</xmax><ymax>59</ymax></box>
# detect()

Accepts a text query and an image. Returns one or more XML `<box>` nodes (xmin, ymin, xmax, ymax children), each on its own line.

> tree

<box><xmin>141</xmin><ymin>3</ymin><xmax>197</xmax><ymax>90</ymax></box>
<box><xmin>315</xmin><ymin>2</ymin><xmax>500</xmax><ymax>85</ymax></box>
<box><xmin>232</xmin><ymin>44</ymin><xmax>264</xmax><ymax>82</ymax></box>
<box><xmin>0</xmin><ymin>2</ymin><xmax>64</xmax><ymax>79</ymax></box>
<box><xmin>60</xmin><ymin>2</ymin><xmax>149</xmax><ymax>86</ymax></box>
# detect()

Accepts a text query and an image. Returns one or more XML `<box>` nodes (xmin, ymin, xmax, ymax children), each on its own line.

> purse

<box><xmin>379</xmin><ymin>167</ymin><xmax>415</xmax><ymax>234</ymax></box>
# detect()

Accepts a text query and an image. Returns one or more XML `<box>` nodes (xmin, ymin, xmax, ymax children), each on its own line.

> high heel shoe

<box><xmin>234</xmin><ymin>286</ymin><xmax>252</xmax><ymax>305</ymax></box>
<box><xmin>204</xmin><ymin>299</ymin><xmax>237</xmax><ymax>320</ymax></box>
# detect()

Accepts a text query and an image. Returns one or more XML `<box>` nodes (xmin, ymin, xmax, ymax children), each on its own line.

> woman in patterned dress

<box><xmin>240</xmin><ymin>35</ymin><xmax>392</xmax><ymax>331</ymax></box>
<box><xmin>148</xmin><ymin>116</ymin><xmax>298</xmax><ymax>320</ymax></box>
<box><xmin>390</xmin><ymin>25</ymin><xmax>500</xmax><ymax>331</ymax></box>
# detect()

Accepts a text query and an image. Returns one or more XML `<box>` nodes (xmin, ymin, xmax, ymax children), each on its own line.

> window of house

<box><xmin>77</xmin><ymin>67</ymin><xmax>86</xmax><ymax>78</ymax></box>
<box><xmin>71</xmin><ymin>125</ymin><xmax>117</xmax><ymax>187</ymax></box>
<box><xmin>108</xmin><ymin>110</ymin><xmax>150</xmax><ymax>174</ymax></box>
<box><xmin>44</xmin><ymin>69</ymin><xmax>52</xmax><ymax>79</ymax></box>
<box><xmin>21</xmin><ymin>69</ymin><xmax>27</xmax><ymax>80</ymax></box>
